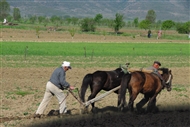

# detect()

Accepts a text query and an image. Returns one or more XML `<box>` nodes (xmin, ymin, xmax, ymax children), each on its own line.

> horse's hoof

<box><xmin>91</xmin><ymin>107</ymin><xmax>98</xmax><ymax>113</ymax></box>
<box><xmin>118</xmin><ymin>107</ymin><xmax>123</xmax><ymax>112</ymax></box>
<box><xmin>80</xmin><ymin>108</ymin><xmax>89</xmax><ymax>114</ymax></box>
<box><xmin>152</xmin><ymin>107</ymin><xmax>159</xmax><ymax>113</ymax></box>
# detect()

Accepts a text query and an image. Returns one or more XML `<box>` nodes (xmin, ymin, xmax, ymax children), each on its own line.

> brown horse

<box><xmin>80</xmin><ymin>67</ymin><xmax>127</xmax><ymax>113</ymax></box>
<box><xmin>118</xmin><ymin>68</ymin><xmax>173</xmax><ymax>113</ymax></box>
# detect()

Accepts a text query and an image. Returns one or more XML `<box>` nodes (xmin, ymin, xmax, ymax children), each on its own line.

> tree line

<box><xmin>0</xmin><ymin>0</ymin><xmax>189</xmax><ymax>34</ymax></box>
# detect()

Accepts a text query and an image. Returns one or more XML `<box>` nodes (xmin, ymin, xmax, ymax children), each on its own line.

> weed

<box><xmin>5</xmin><ymin>88</ymin><xmax>33</xmax><ymax>97</ymax></box>
<box><xmin>172</xmin><ymin>87</ymin><xmax>187</xmax><ymax>92</ymax></box>
<box><xmin>35</xmin><ymin>26</ymin><xmax>40</xmax><ymax>38</ymax></box>
<box><xmin>5</xmin><ymin>92</ymin><xmax>16</xmax><ymax>99</ymax></box>
<box><xmin>69</xmin><ymin>28</ymin><xmax>76</xmax><ymax>39</ymax></box>
<box><xmin>23</xmin><ymin>112</ymin><xmax>29</xmax><ymax>115</ymax></box>
<box><xmin>16</xmin><ymin>91</ymin><xmax>33</xmax><ymax>96</ymax></box>
<box><xmin>72</xmin><ymin>102</ymin><xmax>77</xmax><ymax>105</ymax></box>
<box><xmin>2</xmin><ymin>105</ymin><xmax>9</xmax><ymax>110</ymax></box>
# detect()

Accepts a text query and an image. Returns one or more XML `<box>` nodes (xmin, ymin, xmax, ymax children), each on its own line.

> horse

<box><xmin>79</xmin><ymin>67</ymin><xmax>127</xmax><ymax>113</ymax></box>
<box><xmin>118</xmin><ymin>68</ymin><xmax>173</xmax><ymax>113</ymax></box>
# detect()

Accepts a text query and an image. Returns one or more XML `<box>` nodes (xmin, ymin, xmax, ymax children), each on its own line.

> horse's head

<box><xmin>115</xmin><ymin>68</ymin><xmax>125</xmax><ymax>78</ymax></box>
<box><xmin>159</xmin><ymin>68</ymin><xmax>173</xmax><ymax>91</ymax></box>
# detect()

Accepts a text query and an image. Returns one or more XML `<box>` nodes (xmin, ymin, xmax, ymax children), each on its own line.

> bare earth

<box><xmin>1</xmin><ymin>29</ymin><xmax>190</xmax><ymax>127</ymax></box>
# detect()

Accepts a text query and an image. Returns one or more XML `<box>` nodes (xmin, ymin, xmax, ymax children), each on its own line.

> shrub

<box><xmin>80</xmin><ymin>18</ymin><xmax>96</xmax><ymax>32</ymax></box>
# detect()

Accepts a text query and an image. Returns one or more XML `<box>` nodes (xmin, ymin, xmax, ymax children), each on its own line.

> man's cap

<box><xmin>62</xmin><ymin>61</ymin><xmax>72</xmax><ymax>69</ymax></box>
<box><xmin>154</xmin><ymin>61</ymin><xmax>161</xmax><ymax>66</ymax></box>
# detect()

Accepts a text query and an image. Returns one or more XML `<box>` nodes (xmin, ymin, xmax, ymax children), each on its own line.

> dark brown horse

<box><xmin>80</xmin><ymin>67</ymin><xmax>126</xmax><ymax>113</ymax></box>
<box><xmin>118</xmin><ymin>68</ymin><xmax>173</xmax><ymax>113</ymax></box>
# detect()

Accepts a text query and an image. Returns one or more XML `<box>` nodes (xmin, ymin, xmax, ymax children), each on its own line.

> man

<box><xmin>3</xmin><ymin>18</ymin><xmax>7</xmax><ymax>24</ymax></box>
<box><xmin>146</xmin><ymin>61</ymin><xmax>165</xmax><ymax>86</ymax></box>
<box><xmin>34</xmin><ymin>61</ymin><xmax>74</xmax><ymax>118</ymax></box>
<box><xmin>157</xmin><ymin>30</ymin><xmax>162</xmax><ymax>39</ymax></box>
<box><xmin>147</xmin><ymin>29</ymin><xmax>151</xmax><ymax>38</ymax></box>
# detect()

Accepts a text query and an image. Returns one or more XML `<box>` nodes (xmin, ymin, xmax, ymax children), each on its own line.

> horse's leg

<box><xmin>81</xmin><ymin>92</ymin><xmax>98</xmax><ymax>114</ymax></box>
<box><xmin>87</xmin><ymin>89</ymin><xmax>102</xmax><ymax>113</ymax></box>
<box><xmin>128</xmin><ymin>92</ymin><xmax>138</xmax><ymax>112</ymax></box>
<box><xmin>118</xmin><ymin>74</ymin><xmax>131</xmax><ymax>111</ymax></box>
<box><xmin>147</xmin><ymin>94</ymin><xmax>157</xmax><ymax>113</ymax></box>
<box><xmin>151</xmin><ymin>98</ymin><xmax>159</xmax><ymax>113</ymax></box>
<box><xmin>118</xmin><ymin>94</ymin><xmax>127</xmax><ymax>111</ymax></box>
<box><xmin>136</xmin><ymin>95</ymin><xmax>149</xmax><ymax>113</ymax></box>
<box><xmin>117</xmin><ymin>89</ymin><xmax>127</xmax><ymax>111</ymax></box>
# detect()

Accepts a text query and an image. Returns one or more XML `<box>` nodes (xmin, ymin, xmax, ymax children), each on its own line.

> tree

<box><xmin>101</xmin><ymin>18</ymin><xmax>113</xmax><ymax>26</ymax></box>
<box><xmin>29</xmin><ymin>15</ymin><xmax>37</xmax><ymax>24</ymax></box>
<box><xmin>162</xmin><ymin>20</ymin><xmax>175</xmax><ymax>30</ymax></box>
<box><xmin>80</xmin><ymin>18</ymin><xmax>96</xmax><ymax>32</ymax></box>
<box><xmin>126</xmin><ymin>21</ymin><xmax>132</xmax><ymax>27</ymax></box>
<box><xmin>13</xmin><ymin>7</ymin><xmax>21</xmax><ymax>21</ymax></box>
<box><xmin>133</xmin><ymin>17</ymin><xmax>138</xmax><ymax>27</ymax></box>
<box><xmin>113</xmin><ymin>13</ymin><xmax>125</xmax><ymax>34</ymax></box>
<box><xmin>70</xmin><ymin>17</ymin><xmax>79</xmax><ymax>25</ymax></box>
<box><xmin>162</xmin><ymin>20</ymin><xmax>175</xmax><ymax>36</ymax></box>
<box><xmin>69</xmin><ymin>28</ymin><xmax>76</xmax><ymax>39</ymax></box>
<box><xmin>43</xmin><ymin>17</ymin><xmax>49</xmax><ymax>27</ymax></box>
<box><xmin>94</xmin><ymin>13</ymin><xmax>103</xmax><ymax>25</ymax></box>
<box><xmin>50</xmin><ymin>15</ymin><xmax>61</xmax><ymax>23</ymax></box>
<box><xmin>38</xmin><ymin>16</ymin><xmax>46</xmax><ymax>24</ymax></box>
<box><xmin>35</xmin><ymin>26</ymin><xmax>40</xmax><ymax>38</ymax></box>
<box><xmin>176</xmin><ymin>21</ymin><xmax>190</xmax><ymax>34</ymax></box>
<box><xmin>145</xmin><ymin>10</ymin><xmax>156</xmax><ymax>24</ymax></box>
<box><xmin>139</xmin><ymin>20</ymin><xmax>151</xmax><ymax>30</ymax></box>
<box><xmin>0</xmin><ymin>0</ymin><xmax>10</xmax><ymax>20</ymax></box>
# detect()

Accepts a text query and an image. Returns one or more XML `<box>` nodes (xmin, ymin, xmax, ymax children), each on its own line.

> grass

<box><xmin>15</xmin><ymin>91</ymin><xmax>33</xmax><ymax>96</ymax></box>
<box><xmin>1</xmin><ymin>42</ymin><xmax>189</xmax><ymax>68</ymax></box>
<box><xmin>172</xmin><ymin>86</ymin><xmax>187</xmax><ymax>92</ymax></box>
<box><xmin>1</xmin><ymin>42</ymin><xmax>189</xmax><ymax>56</ymax></box>
<box><xmin>5</xmin><ymin>86</ymin><xmax>34</xmax><ymax>98</ymax></box>
<box><xmin>1</xmin><ymin>55</ymin><xmax>189</xmax><ymax>68</ymax></box>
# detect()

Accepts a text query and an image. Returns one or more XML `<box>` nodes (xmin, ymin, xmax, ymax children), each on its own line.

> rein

<box><xmin>165</xmin><ymin>74</ymin><xmax>172</xmax><ymax>84</ymax></box>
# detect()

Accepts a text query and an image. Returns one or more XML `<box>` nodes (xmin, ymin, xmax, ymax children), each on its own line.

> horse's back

<box><xmin>92</xmin><ymin>70</ymin><xmax>108</xmax><ymax>80</ymax></box>
<box><xmin>92</xmin><ymin>68</ymin><xmax>122</xmax><ymax>81</ymax></box>
<box><xmin>92</xmin><ymin>68</ymin><xmax>123</xmax><ymax>90</ymax></box>
<box><xmin>129</xmin><ymin>71</ymin><xmax>161</xmax><ymax>94</ymax></box>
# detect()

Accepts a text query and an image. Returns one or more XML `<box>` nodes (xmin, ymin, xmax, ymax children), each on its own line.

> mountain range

<box><xmin>7</xmin><ymin>0</ymin><xmax>190</xmax><ymax>22</ymax></box>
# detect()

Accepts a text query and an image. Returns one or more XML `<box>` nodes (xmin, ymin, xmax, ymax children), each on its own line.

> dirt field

<box><xmin>1</xmin><ymin>67</ymin><xmax>190</xmax><ymax>127</ymax></box>
<box><xmin>1</xmin><ymin>28</ymin><xmax>189</xmax><ymax>43</ymax></box>
<box><xmin>1</xmin><ymin>29</ymin><xmax>190</xmax><ymax>127</ymax></box>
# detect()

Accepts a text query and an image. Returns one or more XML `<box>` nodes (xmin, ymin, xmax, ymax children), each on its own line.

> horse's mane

<box><xmin>158</xmin><ymin>68</ymin><xmax>169</xmax><ymax>74</ymax></box>
<box><xmin>115</xmin><ymin>68</ymin><xmax>122</xmax><ymax>71</ymax></box>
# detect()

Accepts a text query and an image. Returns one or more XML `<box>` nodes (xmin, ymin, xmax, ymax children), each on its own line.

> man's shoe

<box><xmin>59</xmin><ymin>110</ymin><xmax>71</xmax><ymax>117</ymax></box>
<box><xmin>33</xmin><ymin>114</ymin><xmax>41</xmax><ymax>118</ymax></box>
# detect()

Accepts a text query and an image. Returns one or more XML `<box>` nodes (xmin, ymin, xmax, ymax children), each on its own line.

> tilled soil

<box><xmin>1</xmin><ymin>67</ymin><xmax>190</xmax><ymax>127</ymax></box>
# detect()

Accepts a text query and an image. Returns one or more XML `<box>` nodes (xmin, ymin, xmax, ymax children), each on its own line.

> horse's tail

<box><xmin>118</xmin><ymin>73</ymin><xmax>131</xmax><ymax>110</ymax></box>
<box><xmin>80</xmin><ymin>73</ymin><xmax>93</xmax><ymax>103</ymax></box>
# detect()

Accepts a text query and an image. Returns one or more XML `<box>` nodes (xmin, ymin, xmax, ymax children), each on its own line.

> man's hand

<box><xmin>69</xmin><ymin>86</ymin><xmax>75</xmax><ymax>90</ymax></box>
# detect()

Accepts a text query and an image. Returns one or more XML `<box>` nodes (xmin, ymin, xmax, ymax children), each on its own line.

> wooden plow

<box><xmin>68</xmin><ymin>85</ymin><xmax>121</xmax><ymax>107</ymax></box>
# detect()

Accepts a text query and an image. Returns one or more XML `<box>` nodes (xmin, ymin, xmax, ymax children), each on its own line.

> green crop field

<box><xmin>1</xmin><ymin>42</ymin><xmax>189</xmax><ymax>68</ymax></box>
<box><xmin>1</xmin><ymin>42</ymin><xmax>189</xmax><ymax>56</ymax></box>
